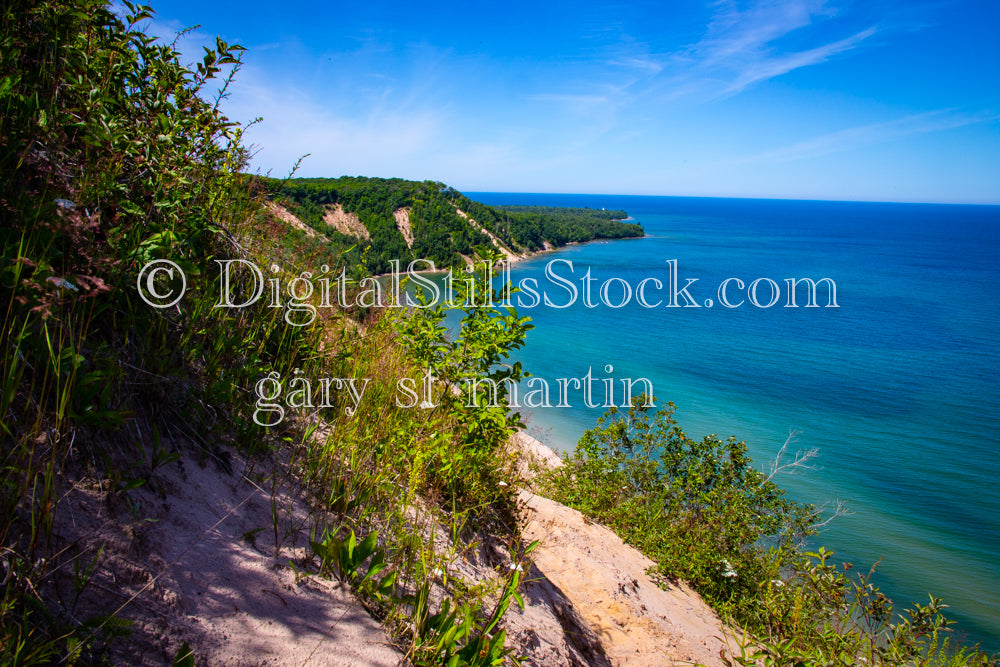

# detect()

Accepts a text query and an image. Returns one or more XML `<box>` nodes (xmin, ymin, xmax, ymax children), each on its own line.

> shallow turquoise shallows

<box><xmin>466</xmin><ymin>192</ymin><xmax>1000</xmax><ymax>652</ymax></box>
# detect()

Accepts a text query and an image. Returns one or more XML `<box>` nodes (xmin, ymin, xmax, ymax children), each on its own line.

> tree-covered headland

<box><xmin>270</xmin><ymin>176</ymin><xmax>642</xmax><ymax>274</ymax></box>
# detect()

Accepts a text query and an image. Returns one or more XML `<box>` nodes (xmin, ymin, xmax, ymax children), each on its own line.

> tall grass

<box><xmin>0</xmin><ymin>0</ymin><xmax>293</xmax><ymax>659</ymax></box>
<box><xmin>1</xmin><ymin>2</ymin><xmax>536</xmax><ymax>663</ymax></box>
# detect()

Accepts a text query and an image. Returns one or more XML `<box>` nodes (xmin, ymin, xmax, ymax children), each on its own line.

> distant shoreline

<box><xmin>375</xmin><ymin>230</ymin><xmax>638</xmax><ymax>278</ymax></box>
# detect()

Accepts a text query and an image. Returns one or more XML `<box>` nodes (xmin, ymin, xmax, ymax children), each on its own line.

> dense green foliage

<box><xmin>0</xmin><ymin>1</ymin><xmax>533</xmax><ymax>664</ymax></box>
<box><xmin>0</xmin><ymin>0</ymin><xmax>318</xmax><ymax>661</ymax></box>
<box><xmin>499</xmin><ymin>205</ymin><xmax>627</xmax><ymax>221</ymax></box>
<box><xmin>539</xmin><ymin>401</ymin><xmax>814</xmax><ymax>614</ymax></box>
<box><xmin>271</xmin><ymin>176</ymin><xmax>492</xmax><ymax>274</ymax></box>
<box><xmin>539</xmin><ymin>402</ymin><xmax>999</xmax><ymax>666</ymax></box>
<box><xmin>728</xmin><ymin>548</ymin><xmax>999</xmax><ymax>667</ymax></box>
<box><xmin>269</xmin><ymin>176</ymin><xmax>644</xmax><ymax>273</ymax></box>
<box><xmin>493</xmin><ymin>204</ymin><xmax>642</xmax><ymax>250</ymax></box>
<box><xmin>393</xmin><ymin>247</ymin><xmax>533</xmax><ymax>523</ymax></box>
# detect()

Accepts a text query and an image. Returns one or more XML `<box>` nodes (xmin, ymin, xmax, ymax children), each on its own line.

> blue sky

<box><xmin>146</xmin><ymin>0</ymin><xmax>999</xmax><ymax>203</ymax></box>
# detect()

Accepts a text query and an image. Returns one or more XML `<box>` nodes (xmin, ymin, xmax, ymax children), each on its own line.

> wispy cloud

<box><xmin>674</xmin><ymin>0</ymin><xmax>877</xmax><ymax>98</ymax></box>
<box><xmin>697</xmin><ymin>0</ymin><xmax>824</xmax><ymax>64</ymax></box>
<box><xmin>608</xmin><ymin>56</ymin><xmax>665</xmax><ymax>76</ymax></box>
<box><xmin>543</xmin><ymin>0</ymin><xmax>879</xmax><ymax>116</ymax></box>
<box><xmin>526</xmin><ymin>93</ymin><xmax>610</xmax><ymax>106</ymax></box>
<box><xmin>225</xmin><ymin>68</ymin><xmax>446</xmax><ymax>178</ymax></box>
<box><xmin>732</xmin><ymin>109</ymin><xmax>999</xmax><ymax>164</ymax></box>
<box><xmin>721</xmin><ymin>26</ymin><xmax>876</xmax><ymax>94</ymax></box>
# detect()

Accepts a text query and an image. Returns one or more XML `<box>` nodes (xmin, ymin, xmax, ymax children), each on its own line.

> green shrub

<box><xmin>0</xmin><ymin>0</ymin><xmax>300</xmax><ymax>660</ymax></box>
<box><xmin>540</xmin><ymin>401</ymin><xmax>999</xmax><ymax>666</ymax></box>
<box><xmin>539</xmin><ymin>399</ymin><xmax>813</xmax><ymax>618</ymax></box>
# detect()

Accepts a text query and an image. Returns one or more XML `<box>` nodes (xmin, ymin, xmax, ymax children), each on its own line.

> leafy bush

<box><xmin>0</xmin><ymin>1</ymin><xmax>541</xmax><ymax>664</ymax></box>
<box><xmin>539</xmin><ymin>401</ymin><xmax>999</xmax><ymax>666</ymax></box>
<box><xmin>725</xmin><ymin>547</ymin><xmax>999</xmax><ymax>667</ymax></box>
<box><xmin>391</xmin><ymin>247</ymin><xmax>532</xmax><ymax>530</ymax></box>
<box><xmin>0</xmin><ymin>0</ymin><xmax>313</xmax><ymax>660</ymax></box>
<box><xmin>539</xmin><ymin>399</ymin><xmax>813</xmax><ymax>616</ymax></box>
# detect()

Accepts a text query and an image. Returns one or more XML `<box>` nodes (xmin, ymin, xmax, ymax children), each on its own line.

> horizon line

<box><xmin>257</xmin><ymin>172</ymin><xmax>1000</xmax><ymax>207</ymax></box>
<box><xmin>461</xmin><ymin>190</ymin><xmax>1000</xmax><ymax>207</ymax></box>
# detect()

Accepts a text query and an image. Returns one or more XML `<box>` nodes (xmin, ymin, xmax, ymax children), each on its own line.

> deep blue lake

<box><xmin>467</xmin><ymin>192</ymin><xmax>1000</xmax><ymax>651</ymax></box>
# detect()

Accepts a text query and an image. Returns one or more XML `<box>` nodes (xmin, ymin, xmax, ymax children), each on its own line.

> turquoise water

<box><xmin>468</xmin><ymin>193</ymin><xmax>1000</xmax><ymax>651</ymax></box>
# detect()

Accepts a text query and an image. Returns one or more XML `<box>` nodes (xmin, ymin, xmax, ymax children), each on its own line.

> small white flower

<box><xmin>772</xmin><ymin>579</ymin><xmax>785</xmax><ymax>587</ymax></box>
<box><xmin>721</xmin><ymin>560</ymin><xmax>737</xmax><ymax>578</ymax></box>
<box><xmin>508</xmin><ymin>563</ymin><xmax>523</xmax><ymax>572</ymax></box>
<box><xmin>498</xmin><ymin>481</ymin><xmax>508</xmax><ymax>487</ymax></box>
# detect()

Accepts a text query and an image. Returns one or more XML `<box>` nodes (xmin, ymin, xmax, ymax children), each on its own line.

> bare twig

<box><xmin>809</xmin><ymin>499</ymin><xmax>853</xmax><ymax>532</ymax></box>
<box><xmin>763</xmin><ymin>429</ymin><xmax>820</xmax><ymax>485</ymax></box>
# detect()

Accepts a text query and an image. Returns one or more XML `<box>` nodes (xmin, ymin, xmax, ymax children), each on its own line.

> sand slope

<box><xmin>56</xmin><ymin>450</ymin><xmax>401</xmax><ymax>666</ymax></box>
<box><xmin>52</xmin><ymin>433</ymin><xmax>733</xmax><ymax>666</ymax></box>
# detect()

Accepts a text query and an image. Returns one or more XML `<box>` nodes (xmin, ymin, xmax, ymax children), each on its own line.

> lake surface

<box><xmin>467</xmin><ymin>192</ymin><xmax>1000</xmax><ymax>651</ymax></box>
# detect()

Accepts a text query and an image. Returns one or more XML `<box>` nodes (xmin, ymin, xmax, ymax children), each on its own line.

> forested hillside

<box><xmin>488</xmin><ymin>204</ymin><xmax>640</xmax><ymax>250</ymax></box>
<box><xmin>268</xmin><ymin>176</ymin><xmax>643</xmax><ymax>274</ymax></box>
<box><xmin>1</xmin><ymin>3</ymin><xmax>537</xmax><ymax>662</ymax></box>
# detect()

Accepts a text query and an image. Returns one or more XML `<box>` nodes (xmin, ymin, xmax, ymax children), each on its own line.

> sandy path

<box><xmin>51</xmin><ymin>428</ymin><xmax>734</xmax><ymax>667</ymax></box>
<box><xmin>56</xmin><ymin>448</ymin><xmax>402</xmax><ymax>666</ymax></box>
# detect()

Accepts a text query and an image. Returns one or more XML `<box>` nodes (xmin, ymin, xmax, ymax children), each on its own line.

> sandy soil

<box><xmin>49</xmin><ymin>431</ymin><xmax>734</xmax><ymax>667</ymax></box>
<box><xmin>53</xmin><ymin>448</ymin><xmax>402</xmax><ymax>666</ymax></box>
<box><xmin>521</xmin><ymin>491</ymin><xmax>732</xmax><ymax>666</ymax></box>
<box><xmin>511</xmin><ymin>433</ymin><xmax>733</xmax><ymax>667</ymax></box>
<box><xmin>268</xmin><ymin>200</ymin><xmax>552</xmax><ymax>271</ymax></box>
<box><xmin>393</xmin><ymin>208</ymin><xmax>414</xmax><ymax>248</ymax></box>
<box><xmin>510</xmin><ymin>430</ymin><xmax>564</xmax><ymax>480</ymax></box>
<box><xmin>267</xmin><ymin>202</ymin><xmax>316</xmax><ymax>238</ymax></box>
<box><xmin>323</xmin><ymin>204</ymin><xmax>371</xmax><ymax>240</ymax></box>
